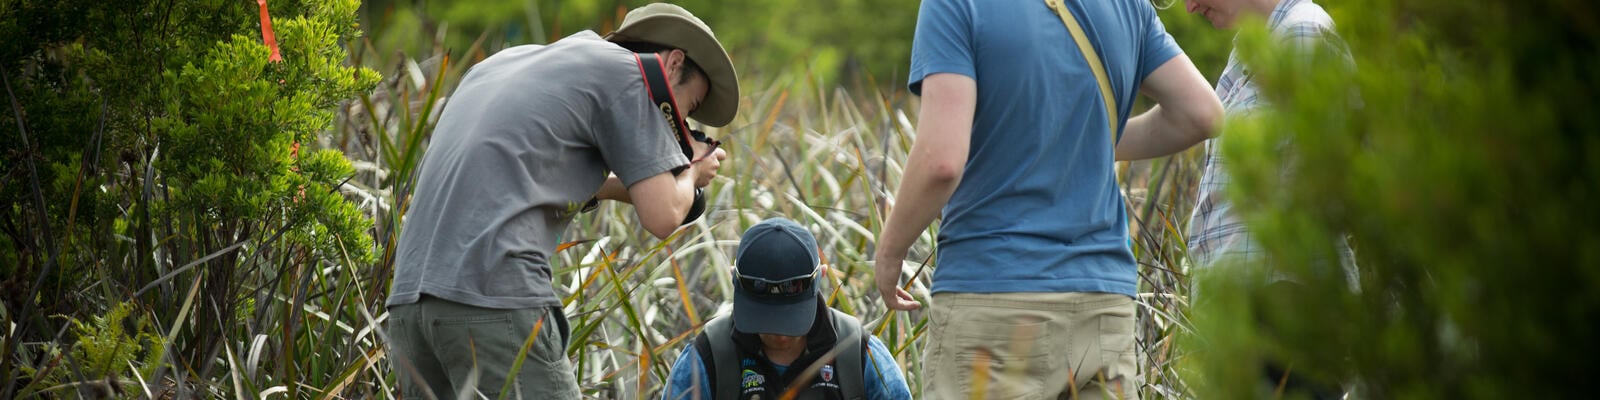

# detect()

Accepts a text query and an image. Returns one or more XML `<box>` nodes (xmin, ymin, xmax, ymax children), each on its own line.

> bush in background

<box><xmin>359</xmin><ymin>0</ymin><xmax>920</xmax><ymax>89</ymax></box>
<box><xmin>1185</xmin><ymin>0</ymin><xmax>1599</xmax><ymax>398</ymax></box>
<box><xmin>1</xmin><ymin>0</ymin><xmax>379</xmax><ymax>397</ymax></box>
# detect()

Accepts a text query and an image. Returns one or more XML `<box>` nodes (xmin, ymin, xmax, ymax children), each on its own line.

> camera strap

<box><xmin>628</xmin><ymin>53</ymin><xmax>710</xmax><ymax>224</ymax></box>
<box><xmin>634</xmin><ymin>53</ymin><xmax>707</xmax><ymax>164</ymax></box>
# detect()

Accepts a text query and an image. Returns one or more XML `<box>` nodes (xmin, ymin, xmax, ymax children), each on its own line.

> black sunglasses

<box><xmin>735</xmin><ymin>267</ymin><xmax>818</xmax><ymax>298</ymax></box>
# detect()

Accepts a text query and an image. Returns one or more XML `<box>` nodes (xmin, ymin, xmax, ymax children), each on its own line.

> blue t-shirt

<box><xmin>908</xmin><ymin>0</ymin><xmax>1183</xmax><ymax>296</ymax></box>
<box><xmin>659</xmin><ymin>336</ymin><xmax>912</xmax><ymax>400</ymax></box>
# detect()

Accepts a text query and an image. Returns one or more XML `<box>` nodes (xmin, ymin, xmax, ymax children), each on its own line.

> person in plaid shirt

<box><xmin>1183</xmin><ymin>0</ymin><xmax>1355</xmax><ymax>398</ymax></box>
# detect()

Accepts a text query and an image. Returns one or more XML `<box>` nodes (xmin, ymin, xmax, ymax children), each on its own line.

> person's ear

<box><xmin>663</xmin><ymin>49</ymin><xmax>688</xmax><ymax>80</ymax></box>
<box><xmin>818</xmin><ymin>264</ymin><xmax>830</xmax><ymax>277</ymax></box>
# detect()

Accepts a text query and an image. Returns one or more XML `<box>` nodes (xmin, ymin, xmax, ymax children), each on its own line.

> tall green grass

<box><xmin>330</xmin><ymin>32</ymin><xmax>1205</xmax><ymax>398</ymax></box>
<box><xmin>1</xmin><ymin>28</ymin><xmax>1203</xmax><ymax>400</ymax></box>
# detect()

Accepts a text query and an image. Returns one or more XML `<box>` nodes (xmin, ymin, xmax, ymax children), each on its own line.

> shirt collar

<box><xmin>1266</xmin><ymin>0</ymin><xmax>1307</xmax><ymax>31</ymax></box>
<box><xmin>1231</xmin><ymin>0</ymin><xmax>1308</xmax><ymax>45</ymax></box>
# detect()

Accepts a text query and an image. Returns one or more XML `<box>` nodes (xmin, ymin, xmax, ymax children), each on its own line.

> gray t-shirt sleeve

<box><xmin>596</xmin><ymin>69</ymin><xmax>689</xmax><ymax>188</ymax></box>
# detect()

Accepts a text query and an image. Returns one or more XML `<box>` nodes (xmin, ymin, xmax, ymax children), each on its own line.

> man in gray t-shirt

<box><xmin>384</xmin><ymin>4</ymin><xmax>739</xmax><ymax>399</ymax></box>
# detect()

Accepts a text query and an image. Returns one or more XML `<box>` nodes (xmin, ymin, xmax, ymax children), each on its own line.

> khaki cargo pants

<box><xmin>922</xmin><ymin>292</ymin><xmax>1139</xmax><ymax>400</ymax></box>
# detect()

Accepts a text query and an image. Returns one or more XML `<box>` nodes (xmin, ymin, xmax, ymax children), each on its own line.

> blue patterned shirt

<box><xmin>659</xmin><ymin>336</ymin><xmax>912</xmax><ymax>400</ymax></box>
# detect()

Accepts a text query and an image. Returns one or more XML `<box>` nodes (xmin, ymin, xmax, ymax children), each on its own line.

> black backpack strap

<box><xmin>694</xmin><ymin>316</ymin><xmax>741</xmax><ymax>400</ymax></box>
<box><xmin>828</xmin><ymin>309</ymin><xmax>867</xmax><ymax>400</ymax></box>
<box><xmin>633</xmin><ymin>53</ymin><xmax>696</xmax><ymax>164</ymax></box>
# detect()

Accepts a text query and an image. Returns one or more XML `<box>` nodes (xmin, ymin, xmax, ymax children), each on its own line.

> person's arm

<box><xmin>595</xmin><ymin>175</ymin><xmax>631</xmax><ymax>203</ymax></box>
<box><xmin>873</xmin><ymin>73</ymin><xmax>976</xmax><ymax>311</ymax></box>
<box><xmin>660</xmin><ymin>344</ymin><xmax>713</xmax><ymax>400</ymax></box>
<box><xmin>1116</xmin><ymin>54</ymin><xmax>1223</xmax><ymax>161</ymax></box>
<box><xmin>622</xmin><ymin>140</ymin><xmax>726</xmax><ymax>238</ymax></box>
<box><xmin>626</xmin><ymin>172</ymin><xmax>697</xmax><ymax>239</ymax></box>
<box><xmin>628</xmin><ymin>156</ymin><xmax>722</xmax><ymax>239</ymax></box>
<box><xmin>598</xmin><ymin>140</ymin><xmax>726</xmax><ymax>205</ymax></box>
<box><xmin>596</xmin><ymin>58</ymin><xmax>730</xmax><ymax>238</ymax></box>
<box><xmin>862</xmin><ymin>336</ymin><xmax>913</xmax><ymax>400</ymax></box>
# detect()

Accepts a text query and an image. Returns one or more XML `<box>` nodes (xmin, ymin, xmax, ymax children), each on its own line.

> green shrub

<box><xmin>360</xmin><ymin>0</ymin><xmax>921</xmax><ymax>87</ymax></box>
<box><xmin>1185</xmin><ymin>0</ymin><xmax>1599</xmax><ymax>398</ymax></box>
<box><xmin>1</xmin><ymin>0</ymin><xmax>379</xmax><ymax>396</ymax></box>
<box><xmin>18</xmin><ymin>302</ymin><xmax>165</xmax><ymax>398</ymax></box>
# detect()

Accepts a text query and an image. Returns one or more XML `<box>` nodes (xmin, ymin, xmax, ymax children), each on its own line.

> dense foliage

<box><xmin>360</xmin><ymin>0</ymin><xmax>921</xmax><ymax>88</ymax></box>
<box><xmin>1</xmin><ymin>0</ymin><xmax>379</xmax><ymax>397</ymax></box>
<box><xmin>2</xmin><ymin>0</ymin><xmax>1592</xmax><ymax>398</ymax></box>
<box><xmin>1185</xmin><ymin>0</ymin><xmax>1600</xmax><ymax>398</ymax></box>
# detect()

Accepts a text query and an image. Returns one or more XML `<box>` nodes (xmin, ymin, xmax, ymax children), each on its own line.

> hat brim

<box><xmin>606</xmin><ymin>16</ymin><xmax>738</xmax><ymax>127</ymax></box>
<box><xmin>733</xmin><ymin>291</ymin><xmax>816</xmax><ymax>336</ymax></box>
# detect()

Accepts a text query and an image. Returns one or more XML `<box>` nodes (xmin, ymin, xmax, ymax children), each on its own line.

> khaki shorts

<box><xmin>386</xmin><ymin>296</ymin><xmax>578</xmax><ymax>400</ymax></box>
<box><xmin>921</xmin><ymin>292</ymin><xmax>1139</xmax><ymax>400</ymax></box>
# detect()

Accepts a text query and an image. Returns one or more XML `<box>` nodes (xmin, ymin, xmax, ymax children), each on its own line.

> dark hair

<box><xmin>614</xmin><ymin>41</ymin><xmax>705</xmax><ymax>86</ymax></box>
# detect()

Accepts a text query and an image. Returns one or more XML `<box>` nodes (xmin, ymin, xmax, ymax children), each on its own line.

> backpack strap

<box><xmin>828</xmin><ymin>309</ymin><xmax>867</xmax><ymax>400</ymax></box>
<box><xmin>1044</xmin><ymin>0</ymin><xmax>1120</xmax><ymax>146</ymax></box>
<box><xmin>694</xmin><ymin>315</ymin><xmax>741</xmax><ymax>400</ymax></box>
<box><xmin>699</xmin><ymin>311</ymin><xmax>868</xmax><ymax>399</ymax></box>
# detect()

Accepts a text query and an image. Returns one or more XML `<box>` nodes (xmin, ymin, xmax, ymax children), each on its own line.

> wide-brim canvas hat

<box><xmin>732</xmin><ymin>218</ymin><xmax>820</xmax><ymax>336</ymax></box>
<box><xmin>605</xmin><ymin>3</ymin><xmax>739</xmax><ymax>127</ymax></box>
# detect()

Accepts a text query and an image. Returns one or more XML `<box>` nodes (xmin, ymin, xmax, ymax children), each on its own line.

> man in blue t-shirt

<box><xmin>872</xmin><ymin>0</ymin><xmax>1222</xmax><ymax>398</ymax></box>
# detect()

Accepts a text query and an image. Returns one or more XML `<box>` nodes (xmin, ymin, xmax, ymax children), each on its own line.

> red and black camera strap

<box><xmin>581</xmin><ymin>53</ymin><xmax>709</xmax><ymax>224</ymax></box>
<box><xmin>634</xmin><ymin>53</ymin><xmax>716</xmax><ymax>170</ymax></box>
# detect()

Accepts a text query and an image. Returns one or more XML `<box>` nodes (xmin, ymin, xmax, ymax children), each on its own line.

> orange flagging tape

<box><xmin>257</xmin><ymin>0</ymin><xmax>282</xmax><ymax>62</ymax></box>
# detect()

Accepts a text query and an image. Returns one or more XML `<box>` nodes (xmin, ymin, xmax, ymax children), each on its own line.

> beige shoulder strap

<box><xmin>1045</xmin><ymin>0</ymin><xmax>1119</xmax><ymax>145</ymax></box>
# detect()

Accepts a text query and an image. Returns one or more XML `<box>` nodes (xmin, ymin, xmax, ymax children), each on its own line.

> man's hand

<box><xmin>874</xmin><ymin>256</ymin><xmax>922</xmax><ymax>311</ymax></box>
<box><xmin>687</xmin><ymin>139</ymin><xmax>726</xmax><ymax>188</ymax></box>
<box><xmin>870</xmin><ymin>73</ymin><xmax>973</xmax><ymax>312</ymax></box>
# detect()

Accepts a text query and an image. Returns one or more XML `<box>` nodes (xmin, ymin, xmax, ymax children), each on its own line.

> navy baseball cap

<box><xmin>732</xmin><ymin>218</ymin><xmax>821</xmax><ymax>336</ymax></box>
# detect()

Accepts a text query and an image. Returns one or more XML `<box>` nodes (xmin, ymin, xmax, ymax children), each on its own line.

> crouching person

<box><xmin>661</xmin><ymin>218</ymin><xmax>912</xmax><ymax>400</ymax></box>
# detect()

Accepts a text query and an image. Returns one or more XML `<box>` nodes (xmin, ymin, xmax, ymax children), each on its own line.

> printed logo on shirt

<box><xmin>742</xmin><ymin>369</ymin><xmax>765</xmax><ymax>389</ymax></box>
<box><xmin>820</xmin><ymin>365</ymin><xmax>834</xmax><ymax>382</ymax></box>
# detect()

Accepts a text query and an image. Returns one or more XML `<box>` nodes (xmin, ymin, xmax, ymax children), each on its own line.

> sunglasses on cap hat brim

<box><xmin>734</xmin><ymin>267</ymin><xmax>819</xmax><ymax>298</ymax></box>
